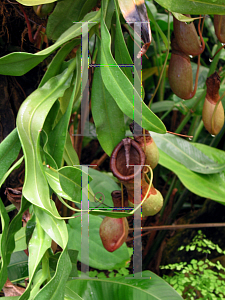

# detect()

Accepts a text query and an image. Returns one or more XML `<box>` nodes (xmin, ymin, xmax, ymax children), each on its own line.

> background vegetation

<box><xmin>0</xmin><ymin>0</ymin><xmax>225</xmax><ymax>299</ymax></box>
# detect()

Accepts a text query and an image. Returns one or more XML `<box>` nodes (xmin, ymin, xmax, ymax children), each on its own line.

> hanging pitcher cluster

<box><xmin>99</xmin><ymin>123</ymin><xmax>163</xmax><ymax>253</ymax></box>
<box><xmin>168</xmin><ymin>15</ymin><xmax>224</xmax><ymax>135</ymax></box>
<box><xmin>202</xmin><ymin>72</ymin><xmax>224</xmax><ymax>135</ymax></box>
<box><xmin>168</xmin><ymin>15</ymin><xmax>205</xmax><ymax>100</ymax></box>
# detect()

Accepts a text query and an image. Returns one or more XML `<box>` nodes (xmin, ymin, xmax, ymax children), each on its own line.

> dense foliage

<box><xmin>0</xmin><ymin>0</ymin><xmax>225</xmax><ymax>299</ymax></box>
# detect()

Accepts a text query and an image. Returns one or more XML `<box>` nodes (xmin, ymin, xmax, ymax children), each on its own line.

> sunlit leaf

<box><xmin>91</xmin><ymin>45</ymin><xmax>125</xmax><ymax>156</ymax></box>
<box><xmin>58</xmin><ymin>166</ymin><xmax>92</xmax><ymax>201</ymax></box>
<box><xmin>100</xmin><ymin>5</ymin><xmax>166</xmax><ymax>134</ymax></box>
<box><xmin>172</xmin><ymin>13</ymin><xmax>201</xmax><ymax>22</ymax></box>
<box><xmin>0</xmin><ymin>129</ymin><xmax>21</xmax><ymax>183</ymax></box>
<box><xmin>156</xmin><ymin>146</ymin><xmax>225</xmax><ymax>203</ymax></box>
<box><xmin>0</xmin><ymin>197</ymin><xmax>30</xmax><ymax>291</ymax></box>
<box><xmin>46</xmin><ymin>0</ymin><xmax>98</xmax><ymax>40</ymax></box>
<box><xmin>0</xmin><ymin>11</ymin><xmax>100</xmax><ymax>76</ymax></box>
<box><xmin>151</xmin><ymin>132</ymin><xmax>225</xmax><ymax>174</ymax></box>
<box><xmin>39</xmin><ymin>40</ymin><xmax>79</xmax><ymax>88</ymax></box>
<box><xmin>154</xmin><ymin>0</ymin><xmax>225</xmax><ymax>14</ymax></box>
<box><xmin>34</xmin><ymin>249</ymin><xmax>72</xmax><ymax>300</ymax></box>
<box><xmin>13</xmin><ymin>227</ymin><xmax>27</xmax><ymax>253</ymax></box>
<box><xmin>19</xmin><ymin>219</ymin><xmax>52</xmax><ymax>300</ymax></box>
<box><xmin>33</xmin><ymin>203</ymin><xmax>68</xmax><ymax>249</ymax></box>
<box><xmin>17</xmin><ymin>60</ymin><xmax>76</xmax><ymax>216</ymax></box>
<box><xmin>0</xmin><ymin>198</ymin><xmax>10</xmax><ymax>289</ymax></box>
<box><xmin>66</xmin><ymin>270</ymin><xmax>183</xmax><ymax>299</ymax></box>
<box><xmin>63</xmin><ymin>132</ymin><xmax>79</xmax><ymax>166</ymax></box>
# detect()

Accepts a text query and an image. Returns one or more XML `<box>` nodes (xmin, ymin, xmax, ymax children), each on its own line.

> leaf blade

<box><xmin>0</xmin><ymin>11</ymin><xmax>100</xmax><ymax>76</ymax></box>
<box><xmin>100</xmin><ymin>9</ymin><xmax>166</xmax><ymax>134</ymax></box>
<box><xmin>154</xmin><ymin>0</ymin><xmax>225</xmax><ymax>14</ymax></box>
<box><xmin>151</xmin><ymin>132</ymin><xmax>225</xmax><ymax>174</ymax></box>
<box><xmin>66</xmin><ymin>270</ymin><xmax>183</xmax><ymax>299</ymax></box>
<box><xmin>17</xmin><ymin>61</ymin><xmax>76</xmax><ymax>216</ymax></box>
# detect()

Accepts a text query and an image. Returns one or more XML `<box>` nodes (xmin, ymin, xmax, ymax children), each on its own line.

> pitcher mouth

<box><xmin>110</xmin><ymin>138</ymin><xmax>145</xmax><ymax>182</ymax></box>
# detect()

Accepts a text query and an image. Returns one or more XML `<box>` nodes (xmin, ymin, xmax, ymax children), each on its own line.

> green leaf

<box><xmin>16</xmin><ymin>0</ymin><xmax>56</xmax><ymax>5</ymax></box>
<box><xmin>0</xmin><ymin>51</ymin><xmax>50</xmax><ymax>77</ymax></box>
<box><xmin>40</xmin><ymin>131</ymin><xmax>59</xmax><ymax>171</ymax></box>
<box><xmin>44</xmin><ymin>166</ymin><xmax>74</xmax><ymax>201</ymax></box>
<box><xmin>0</xmin><ymin>296</ymin><xmax>20</xmax><ymax>300</ymax></box>
<box><xmin>193</xmin><ymin>143</ymin><xmax>225</xmax><ymax>167</ymax></box>
<box><xmin>26</xmin><ymin>214</ymin><xmax>36</xmax><ymax>245</ymax></box>
<box><xmin>0</xmin><ymin>11</ymin><xmax>100</xmax><ymax>76</ymax></box>
<box><xmin>7</xmin><ymin>251</ymin><xmax>28</xmax><ymax>283</ymax></box>
<box><xmin>63</xmin><ymin>132</ymin><xmax>79</xmax><ymax>166</ymax></box>
<box><xmin>88</xmin><ymin>168</ymin><xmax>117</xmax><ymax>208</ymax></box>
<box><xmin>48</xmin><ymin>59</ymin><xmax>79</xmax><ymax>168</ymax></box>
<box><xmin>91</xmin><ymin>45</ymin><xmax>125</xmax><ymax>156</ymax></box>
<box><xmin>67</xmin><ymin>214</ymin><xmax>131</xmax><ymax>270</ymax></box>
<box><xmin>17</xmin><ymin>60</ymin><xmax>76</xmax><ymax>216</ymax></box>
<box><xmin>33</xmin><ymin>203</ymin><xmax>68</xmax><ymax>249</ymax></box>
<box><xmin>64</xmin><ymin>286</ymin><xmax>83</xmax><ymax>300</ymax></box>
<box><xmin>46</xmin><ymin>0</ymin><xmax>98</xmax><ymax>40</ymax></box>
<box><xmin>114</xmin><ymin>0</ymin><xmax>135</xmax><ymax>82</ymax></box>
<box><xmin>156</xmin><ymin>147</ymin><xmax>225</xmax><ymax>203</ymax></box>
<box><xmin>28</xmin><ymin>220</ymin><xmax>51</xmax><ymax>280</ymax></box>
<box><xmin>0</xmin><ymin>198</ymin><xmax>10</xmax><ymax>289</ymax></box>
<box><xmin>0</xmin><ymin>197</ymin><xmax>30</xmax><ymax>291</ymax></box>
<box><xmin>172</xmin><ymin>13</ymin><xmax>201</xmax><ymax>22</ymax></box>
<box><xmin>66</xmin><ymin>270</ymin><xmax>183</xmax><ymax>299</ymax></box>
<box><xmin>151</xmin><ymin>101</ymin><xmax>174</xmax><ymax>113</ymax></box>
<box><xmin>13</xmin><ymin>227</ymin><xmax>27</xmax><ymax>253</ymax></box>
<box><xmin>154</xmin><ymin>0</ymin><xmax>225</xmax><ymax>14</ymax></box>
<box><xmin>34</xmin><ymin>249</ymin><xmax>72</xmax><ymax>300</ymax></box>
<box><xmin>19</xmin><ymin>218</ymin><xmax>52</xmax><ymax>300</ymax></box>
<box><xmin>39</xmin><ymin>40</ymin><xmax>80</xmax><ymax>88</ymax></box>
<box><xmin>58</xmin><ymin>167</ymin><xmax>119</xmax><ymax>214</ymax></box>
<box><xmin>68</xmin><ymin>249</ymin><xmax>78</xmax><ymax>278</ymax></box>
<box><xmin>100</xmin><ymin>6</ymin><xmax>166</xmax><ymax>134</ymax></box>
<box><xmin>0</xmin><ymin>128</ymin><xmax>21</xmax><ymax>182</ymax></box>
<box><xmin>58</xmin><ymin>166</ymin><xmax>92</xmax><ymax>202</ymax></box>
<box><xmin>151</xmin><ymin>132</ymin><xmax>225</xmax><ymax>174</ymax></box>
<box><xmin>44</xmin><ymin>165</ymin><xmax>95</xmax><ymax>205</ymax></box>
<box><xmin>146</xmin><ymin>4</ymin><xmax>168</xmax><ymax>49</ymax></box>
<box><xmin>0</xmin><ymin>157</ymin><xmax>24</xmax><ymax>190</ymax></box>
<box><xmin>42</xmin><ymin>102</ymin><xmax>60</xmax><ymax>137</ymax></box>
<box><xmin>49</xmin><ymin>252</ymin><xmax>61</xmax><ymax>271</ymax></box>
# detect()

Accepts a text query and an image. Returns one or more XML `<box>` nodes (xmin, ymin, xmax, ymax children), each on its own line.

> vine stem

<box><xmin>127</xmin><ymin>222</ymin><xmax>225</xmax><ymax>242</ymax></box>
<box><xmin>148</xmin><ymin>50</ymin><xmax>169</xmax><ymax>108</ymax></box>
<box><xmin>129</xmin><ymin>222</ymin><xmax>225</xmax><ymax>232</ymax></box>
<box><xmin>192</xmin><ymin>120</ymin><xmax>204</xmax><ymax>142</ymax></box>
<box><xmin>167</xmin><ymin>131</ymin><xmax>193</xmax><ymax>138</ymax></box>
